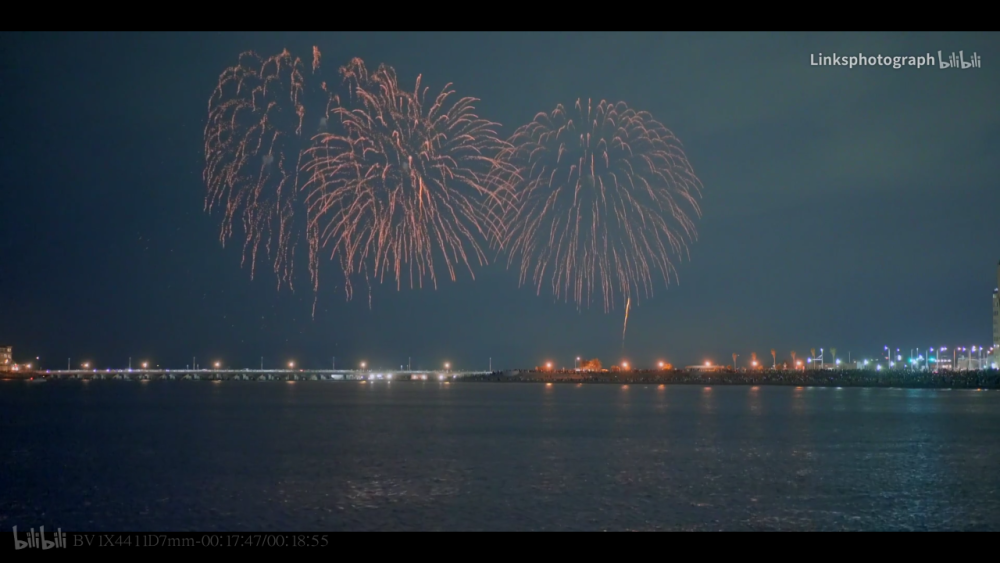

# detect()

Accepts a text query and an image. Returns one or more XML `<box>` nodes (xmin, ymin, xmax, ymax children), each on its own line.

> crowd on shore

<box><xmin>463</xmin><ymin>368</ymin><xmax>1000</xmax><ymax>389</ymax></box>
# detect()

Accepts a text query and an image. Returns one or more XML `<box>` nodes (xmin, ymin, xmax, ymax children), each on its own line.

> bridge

<box><xmin>18</xmin><ymin>369</ymin><xmax>493</xmax><ymax>382</ymax></box>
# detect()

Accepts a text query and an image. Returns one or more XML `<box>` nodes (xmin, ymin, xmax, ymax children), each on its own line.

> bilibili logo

<box><xmin>938</xmin><ymin>51</ymin><xmax>981</xmax><ymax>68</ymax></box>
<box><xmin>13</xmin><ymin>526</ymin><xmax>67</xmax><ymax>549</ymax></box>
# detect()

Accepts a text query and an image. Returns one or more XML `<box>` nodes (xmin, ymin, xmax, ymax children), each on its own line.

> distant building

<box><xmin>992</xmin><ymin>261</ymin><xmax>999</xmax><ymax>367</ymax></box>
<box><xmin>686</xmin><ymin>364</ymin><xmax>726</xmax><ymax>372</ymax></box>
<box><xmin>0</xmin><ymin>346</ymin><xmax>11</xmax><ymax>373</ymax></box>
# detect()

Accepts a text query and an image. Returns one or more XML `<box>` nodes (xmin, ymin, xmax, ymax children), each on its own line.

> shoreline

<box><xmin>4</xmin><ymin>370</ymin><xmax>1000</xmax><ymax>390</ymax></box>
<box><xmin>459</xmin><ymin>370</ymin><xmax>1000</xmax><ymax>390</ymax></box>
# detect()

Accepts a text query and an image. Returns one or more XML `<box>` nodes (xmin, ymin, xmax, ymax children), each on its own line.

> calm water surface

<box><xmin>2</xmin><ymin>381</ymin><xmax>999</xmax><ymax>531</ymax></box>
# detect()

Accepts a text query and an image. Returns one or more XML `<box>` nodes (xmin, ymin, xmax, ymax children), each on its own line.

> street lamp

<box><xmin>214</xmin><ymin>362</ymin><xmax>221</xmax><ymax>369</ymax></box>
<box><xmin>658</xmin><ymin>361</ymin><xmax>665</xmax><ymax>369</ymax></box>
<box><xmin>444</xmin><ymin>362</ymin><xmax>450</xmax><ymax>371</ymax></box>
<box><xmin>288</xmin><ymin>361</ymin><xmax>294</xmax><ymax>369</ymax></box>
<box><xmin>545</xmin><ymin>362</ymin><xmax>552</xmax><ymax>370</ymax></box>
<box><xmin>360</xmin><ymin>362</ymin><xmax>366</xmax><ymax>370</ymax></box>
<box><xmin>141</xmin><ymin>362</ymin><xmax>148</xmax><ymax>369</ymax></box>
<box><xmin>576</xmin><ymin>357</ymin><xmax>581</xmax><ymax>369</ymax></box>
<box><xmin>82</xmin><ymin>362</ymin><xmax>90</xmax><ymax>369</ymax></box>
<box><xmin>622</xmin><ymin>361</ymin><xmax>629</xmax><ymax>370</ymax></box>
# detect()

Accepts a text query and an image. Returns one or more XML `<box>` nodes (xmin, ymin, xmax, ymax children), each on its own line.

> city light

<box><xmin>705</xmin><ymin>361</ymin><xmax>711</xmax><ymax>367</ymax></box>
<box><xmin>444</xmin><ymin>362</ymin><xmax>450</xmax><ymax>370</ymax></box>
<box><xmin>622</xmin><ymin>361</ymin><xmax>629</xmax><ymax>369</ymax></box>
<box><xmin>214</xmin><ymin>362</ymin><xmax>221</xmax><ymax>369</ymax></box>
<box><xmin>141</xmin><ymin>362</ymin><xmax>148</xmax><ymax>369</ymax></box>
<box><xmin>546</xmin><ymin>362</ymin><xmax>552</xmax><ymax>369</ymax></box>
<box><xmin>288</xmin><ymin>361</ymin><xmax>294</xmax><ymax>368</ymax></box>
<box><xmin>658</xmin><ymin>361</ymin><xmax>665</xmax><ymax>368</ymax></box>
<box><xmin>360</xmin><ymin>362</ymin><xmax>366</xmax><ymax>369</ymax></box>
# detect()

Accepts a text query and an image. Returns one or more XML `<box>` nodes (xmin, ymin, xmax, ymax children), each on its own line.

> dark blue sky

<box><xmin>1</xmin><ymin>32</ymin><xmax>998</xmax><ymax>371</ymax></box>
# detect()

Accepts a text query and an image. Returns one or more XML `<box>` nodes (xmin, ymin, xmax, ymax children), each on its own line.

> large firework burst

<box><xmin>203</xmin><ymin>47</ymin><xmax>334</xmax><ymax>290</ymax></box>
<box><xmin>496</xmin><ymin>99</ymin><xmax>703</xmax><ymax>311</ymax></box>
<box><xmin>302</xmin><ymin>58</ymin><xmax>512</xmax><ymax>300</ymax></box>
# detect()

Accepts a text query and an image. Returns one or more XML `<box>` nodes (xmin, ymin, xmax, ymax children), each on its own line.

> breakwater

<box><xmin>462</xmin><ymin>369</ymin><xmax>1000</xmax><ymax>389</ymax></box>
<box><xmin>5</xmin><ymin>368</ymin><xmax>999</xmax><ymax>389</ymax></box>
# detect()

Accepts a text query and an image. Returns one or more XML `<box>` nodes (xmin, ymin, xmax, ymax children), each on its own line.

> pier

<box><xmin>7</xmin><ymin>369</ymin><xmax>491</xmax><ymax>382</ymax></box>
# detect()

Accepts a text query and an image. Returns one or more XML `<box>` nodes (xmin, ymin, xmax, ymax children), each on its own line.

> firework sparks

<box><xmin>495</xmin><ymin>99</ymin><xmax>703</xmax><ymax>311</ymax></box>
<box><xmin>622</xmin><ymin>296</ymin><xmax>630</xmax><ymax>349</ymax></box>
<box><xmin>302</xmin><ymin>58</ymin><xmax>513</xmax><ymax>300</ymax></box>
<box><xmin>203</xmin><ymin>47</ymin><xmax>334</xmax><ymax>291</ymax></box>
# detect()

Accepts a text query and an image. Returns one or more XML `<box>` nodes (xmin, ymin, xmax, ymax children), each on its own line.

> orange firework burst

<box><xmin>302</xmin><ymin>58</ymin><xmax>512</xmax><ymax>301</ymax></box>
<box><xmin>495</xmin><ymin>99</ymin><xmax>703</xmax><ymax>312</ymax></box>
<box><xmin>204</xmin><ymin>47</ymin><xmax>335</xmax><ymax>290</ymax></box>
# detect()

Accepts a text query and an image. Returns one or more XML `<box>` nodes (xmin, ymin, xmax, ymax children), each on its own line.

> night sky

<box><xmin>1</xmin><ymin>32</ymin><xmax>998</xmax><ymax>372</ymax></box>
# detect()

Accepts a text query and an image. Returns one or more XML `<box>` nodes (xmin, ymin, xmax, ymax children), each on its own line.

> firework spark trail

<box><xmin>302</xmin><ymin>58</ymin><xmax>514</xmax><ymax>301</ymax></box>
<box><xmin>495</xmin><ymin>99</ymin><xmax>703</xmax><ymax>312</ymax></box>
<box><xmin>622</xmin><ymin>296</ymin><xmax>630</xmax><ymax>350</ymax></box>
<box><xmin>204</xmin><ymin>47</ymin><xmax>336</xmax><ymax>296</ymax></box>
